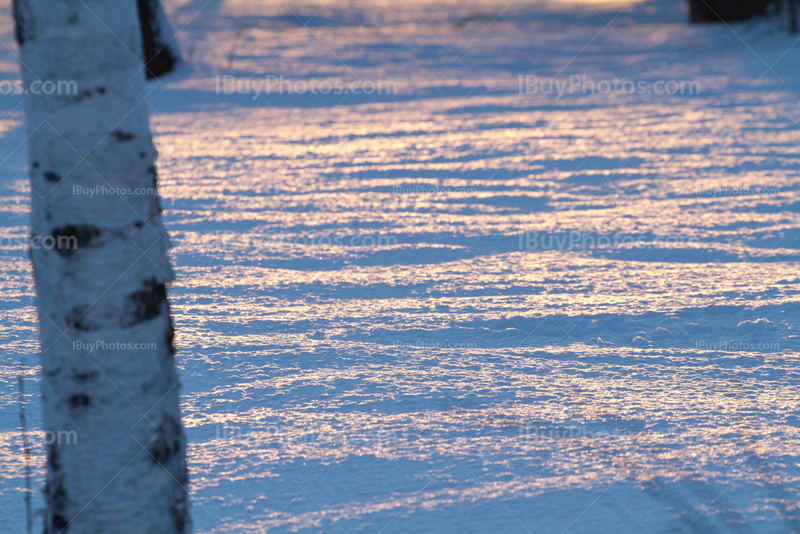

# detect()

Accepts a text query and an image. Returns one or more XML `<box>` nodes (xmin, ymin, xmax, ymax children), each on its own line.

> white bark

<box><xmin>15</xmin><ymin>1</ymin><xmax>190</xmax><ymax>532</ymax></box>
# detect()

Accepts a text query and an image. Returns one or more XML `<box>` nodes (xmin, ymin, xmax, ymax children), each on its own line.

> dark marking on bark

<box><xmin>51</xmin><ymin>512</ymin><xmax>68</xmax><ymax>532</ymax></box>
<box><xmin>137</xmin><ymin>0</ymin><xmax>179</xmax><ymax>79</ymax></box>
<box><xmin>68</xmin><ymin>394</ymin><xmax>90</xmax><ymax>409</ymax></box>
<box><xmin>48</xmin><ymin>483</ymin><xmax>68</xmax><ymax>532</ymax></box>
<box><xmin>45</xmin><ymin>442</ymin><xmax>68</xmax><ymax>533</ymax></box>
<box><xmin>167</xmin><ymin>317</ymin><xmax>176</xmax><ymax>355</ymax></box>
<box><xmin>112</xmin><ymin>131</ymin><xmax>135</xmax><ymax>142</ymax></box>
<box><xmin>170</xmin><ymin>502</ymin><xmax>189</xmax><ymax>533</ymax></box>
<box><xmin>148</xmin><ymin>414</ymin><xmax>183</xmax><ymax>464</ymax></box>
<box><xmin>13</xmin><ymin>0</ymin><xmax>31</xmax><ymax>46</ymax></box>
<box><xmin>170</xmin><ymin>464</ymin><xmax>191</xmax><ymax>533</ymax></box>
<box><xmin>51</xmin><ymin>224</ymin><xmax>100</xmax><ymax>256</ymax></box>
<box><xmin>71</xmin><ymin>86</ymin><xmax>106</xmax><ymax>104</ymax></box>
<box><xmin>43</xmin><ymin>368</ymin><xmax>61</xmax><ymax>380</ymax></box>
<box><xmin>66</xmin><ymin>306</ymin><xmax>98</xmax><ymax>331</ymax></box>
<box><xmin>148</xmin><ymin>164</ymin><xmax>158</xmax><ymax>189</ymax></box>
<box><xmin>134</xmin><ymin>220</ymin><xmax>145</xmax><ymax>229</ymax></box>
<box><xmin>71</xmin><ymin>370</ymin><xmax>97</xmax><ymax>382</ymax></box>
<box><xmin>32</xmin><ymin>162</ymin><xmax>39</xmax><ymax>169</ymax></box>
<box><xmin>44</xmin><ymin>171</ymin><xmax>60</xmax><ymax>183</ymax></box>
<box><xmin>178</xmin><ymin>463</ymin><xmax>189</xmax><ymax>486</ymax></box>
<box><xmin>123</xmin><ymin>278</ymin><xmax>166</xmax><ymax>326</ymax></box>
<box><xmin>47</xmin><ymin>441</ymin><xmax>60</xmax><ymax>471</ymax></box>
<box><xmin>71</xmin><ymin>87</ymin><xmax>107</xmax><ymax>104</ymax></box>
<box><xmin>139</xmin><ymin>151</ymin><xmax>146</xmax><ymax>159</ymax></box>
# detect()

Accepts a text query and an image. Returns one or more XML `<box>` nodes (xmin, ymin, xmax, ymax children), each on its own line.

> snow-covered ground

<box><xmin>2</xmin><ymin>0</ymin><xmax>800</xmax><ymax>532</ymax></box>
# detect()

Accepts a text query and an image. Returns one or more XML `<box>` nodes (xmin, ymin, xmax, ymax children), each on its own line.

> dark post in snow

<box><xmin>688</xmin><ymin>0</ymin><xmax>775</xmax><ymax>22</ymax></box>
<box><xmin>13</xmin><ymin>0</ymin><xmax>189</xmax><ymax>533</ymax></box>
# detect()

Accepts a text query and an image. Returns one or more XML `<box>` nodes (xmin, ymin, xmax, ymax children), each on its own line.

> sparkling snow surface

<box><xmin>2</xmin><ymin>0</ymin><xmax>800</xmax><ymax>532</ymax></box>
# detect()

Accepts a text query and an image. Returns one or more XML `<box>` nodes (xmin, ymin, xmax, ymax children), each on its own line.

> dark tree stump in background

<box><xmin>689</xmin><ymin>0</ymin><xmax>776</xmax><ymax>22</ymax></box>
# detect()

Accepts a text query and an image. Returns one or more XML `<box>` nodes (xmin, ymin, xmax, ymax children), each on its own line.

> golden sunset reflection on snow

<box><xmin>1</xmin><ymin>0</ymin><xmax>800</xmax><ymax>532</ymax></box>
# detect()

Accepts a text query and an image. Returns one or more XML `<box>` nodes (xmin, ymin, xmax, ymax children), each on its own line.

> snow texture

<box><xmin>1</xmin><ymin>0</ymin><xmax>800</xmax><ymax>533</ymax></box>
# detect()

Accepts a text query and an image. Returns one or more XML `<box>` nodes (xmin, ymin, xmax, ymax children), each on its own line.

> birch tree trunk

<box><xmin>14</xmin><ymin>1</ymin><xmax>190</xmax><ymax>532</ymax></box>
